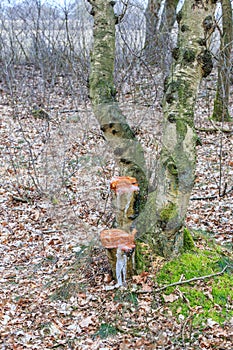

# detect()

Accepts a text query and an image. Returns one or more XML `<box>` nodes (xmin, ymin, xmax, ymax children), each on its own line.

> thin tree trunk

<box><xmin>212</xmin><ymin>0</ymin><xmax>233</xmax><ymax>121</ymax></box>
<box><xmin>160</xmin><ymin>0</ymin><xmax>179</xmax><ymax>33</ymax></box>
<box><xmin>136</xmin><ymin>0</ymin><xmax>217</xmax><ymax>258</ymax></box>
<box><xmin>144</xmin><ymin>0</ymin><xmax>179</xmax><ymax>70</ymax></box>
<box><xmin>144</xmin><ymin>0</ymin><xmax>162</xmax><ymax>64</ymax></box>
<box><xmin>159</xmin><ymin>0</ymin><xmax>179</xmax><ymax>73</ymax></box>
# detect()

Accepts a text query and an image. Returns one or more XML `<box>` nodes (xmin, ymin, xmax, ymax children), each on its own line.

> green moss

<box><xmin>50</xmin><ymin>282</ymin><xmax>77</xmax><ymax>301</ymax></box>
<box><xmin>183</xmin><ymin>49</ymin><xmax>196</xmax><ymax>63</ymax></box>
<box><xmin>212</xmin><ymin>274</ymin><xmax>233</xmax><ymax>304</ymax></box>
<box><xmin>156</xmin><ymin>248</ymin><xmax>233</xmax><ymax>326</ymax></box>
<box><xmin>183</xmin><ymin>228</ymin><xmax>195</xmax><ymax>251</ymax></box>
<box><xmin>114</xmin><ymin>289</ymin><xmax>138</xmax><ymax>307</ymax></box>
<box><xmin>160</xmin><ymin>202</ymin><xmax>178</xmax><ymax>223</ymax></box>
<box><xmin>176</xmin><ymin>119</ymin><xmax>187</xmax><ymax>140</ymax></box>
<box><xmin>95</xmin><ymin>323</ymin><xmax>118</xmax><ymax>339</ymax></box>
<box><xmin>157</xmin><ymin>251</ymin><xmax>218</xmax><ymax>284</ymax></box>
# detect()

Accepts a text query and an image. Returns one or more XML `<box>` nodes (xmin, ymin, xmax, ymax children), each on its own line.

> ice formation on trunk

<box><xmin>115</xmin><ymin>247</ymin><xmax>127</xmax><ymax>286</ymax></box>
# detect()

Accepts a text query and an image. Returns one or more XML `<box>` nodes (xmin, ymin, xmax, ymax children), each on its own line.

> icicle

<box><xmin>116</xmin><ymin>247</ymin><xmax>127</xmax><ymax>286</ymax></box>
<box><xmin>124</xmin><ymin>191</ymin><xmax>132</xmax><ymax>215</ymax></box>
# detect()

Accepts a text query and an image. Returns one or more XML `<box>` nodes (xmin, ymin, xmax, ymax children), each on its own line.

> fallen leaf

<box><xmin>162</xmin><ymin>293</ymin><xmax>179</xmax><ymax>303</ymax></box>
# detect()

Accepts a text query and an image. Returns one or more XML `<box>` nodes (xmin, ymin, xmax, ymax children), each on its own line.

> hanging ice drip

<box><xmin>100</xmin><ymin>228</ymin><xmax>137</xmax><ymax>286</ymax></box>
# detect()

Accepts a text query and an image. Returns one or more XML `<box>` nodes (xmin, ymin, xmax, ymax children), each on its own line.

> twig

<box><xmin>190</xmin><ymin>185</ymin><xmax>233</xmax><ymax>200</ymax></box>
<box><xmin>115</xmin><ymin>0</ymin><xmax>129</xmax><ymax>24</ymax></box>
<box><xmin>154</xmin><ymin>265</ymin><xmax>229</xmax><ymax>292</ymax></box>
<box><xmin>137</xmin><ymin>265</ymin><xmax>231</xmax><ymax>294</ymax></box>
<box><xmin>209</xmin><ymin>118</ymin><xmax>233</xmax><ymax>133</ymax></box>
<box><xmin>196</xmin><ymin>127</ymin><xmax>232</xmax><ymax>133</ymax></box>
<box><xmin>11</xmin><ymin>195</ymin><xmax>29</xmax><ymax>203</ymax></box>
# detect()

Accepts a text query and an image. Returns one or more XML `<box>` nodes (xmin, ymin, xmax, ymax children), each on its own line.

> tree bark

<box><xmin>136</xmin><ymin>0</ymin><xmax>217</xmax><ymax>258</ymax></box>
<box><xmin>88</xmin><ymin>0</ymin><xmax>148</xmax><ymax>207</ymax></box>
<box><xmin>144</xmin><ymin>0</ymin><xmax>162</xmax><ymax>63</ymax></box>
<box><xmin>212</xmin><ymin>0</ymin><xmax>233</xmax><ymax>121</ymax></box>
<box><xmin>160</xmin><ymin>0</ymin><xmax>179</xmax><ymax>33</ymax></box>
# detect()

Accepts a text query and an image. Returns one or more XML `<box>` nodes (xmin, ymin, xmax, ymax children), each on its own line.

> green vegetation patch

<box><xmin>160</xmin><ymin>202</ymin><xmax>178</xmax><ymax>223</ymax></box>
<box><xmin>183</xmin><ymin>227</ymin><xmax>195</xmax><ymax>251</ymax></box>
<box><xmin>95</xmin><ymin>323</ymin><xmax>118</xmax><ymax>339</ymax></box>
<box><xmin>156</xmin><ymin>248</ymin><xmax>233</xmax><ymax>326</ymax></box>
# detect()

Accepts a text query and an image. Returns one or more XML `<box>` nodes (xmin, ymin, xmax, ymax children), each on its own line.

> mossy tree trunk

<box><xmin>136</xmin><ymin>0</ymin><xmax>217</xmax><ymax>258</ymax></box>
<box><xmin>88</xmin><ymin>0</ymin><xmax>217</xmax><ymax>260</ymax></box>
<box><xmin>87</xmin><ymin>0</ymin><xmax>148</xmax><ymax>207</ymax></box>
<box><xmin>212</xmin><ymin>0</ymin><xmax>233</xmax><ymax>121</ymax></box>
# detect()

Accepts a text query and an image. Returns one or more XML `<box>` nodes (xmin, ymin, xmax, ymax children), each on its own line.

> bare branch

<box><xmin>191</xmin><ymin>185</ymin><xmax>233</xmax><ymax>201</ymax></box>
<box><xmin>137</xmin><ymin>265</ymin><xmax>231</xmax><ymax>294</ymax></box>
<box><xmin>115</xmin><ymin>0</ymin><xmax>130</xmax><ymax>24</ymax></box>
<box><xmin>155</xmin><ymin>265</ymin><xmax>230</xmax><ymax>292</ymax></box>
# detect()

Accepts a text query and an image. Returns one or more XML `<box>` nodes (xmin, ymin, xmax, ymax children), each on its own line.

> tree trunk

<box><xmin>88</xmin><ymin>0</ymin><xmax>148</xmax><ymax>280</ymax></box>
<box><xmin>159</xmin><ymin>0</ymin><xmax>179</xmax><ymax>72</ymax></box>
<box><xmin>212</xmin><ymin>0</ymin><xmax>233</xmax><ymax>122</ymax></box>
<box><xmin>144</xmin><ymin>0</ymin><xmax>178</xmax><ymax>70</ymax></box>
<box><xmin>88</xmin><ymin>0</ymin><xmax>217</xmax><ymax>260</ymax></box>
<box><xmin>88</xmin><ymin>0</ymin><xmax>148</xmax><ymax>206</ymax></box>
<box><xmin>136</xmin><ymin>0</ymin><xmax>217</xmax><ymax>258</ymax></box>
<box><xmin>160</xmin><ymin>0</ymin><xmax>179</xmax><ymax>33</ymax></box>
<box><xmin>144</xmin><ymin>0</ymin><xmax>162</xmax><ymax>63</ymax></box>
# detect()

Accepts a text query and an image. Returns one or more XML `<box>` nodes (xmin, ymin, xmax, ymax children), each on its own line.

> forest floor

<box><xmin>0</xmin><ymin>64</ymin><xmax>233</xmax><ymax>349</ymax></box>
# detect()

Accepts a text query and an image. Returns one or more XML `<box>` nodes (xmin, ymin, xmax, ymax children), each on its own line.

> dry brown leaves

<box><xmin>0</xmin><ymin>65</ymin><xmax>232</xmax><ymax>349</ymax></box>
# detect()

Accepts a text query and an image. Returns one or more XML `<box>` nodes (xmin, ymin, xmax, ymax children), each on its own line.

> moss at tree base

<box><xmin>183</xmin><ymin>227</ymin><xmax>195</xmax><ymax>251</ymax></box>
<box><xmin>155</xmin><ymin>233</ymin><xmax>233</xmax><ymax>327</ymax></box>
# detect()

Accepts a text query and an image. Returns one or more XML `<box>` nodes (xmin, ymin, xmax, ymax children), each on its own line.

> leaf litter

<box><xmin>0</xmin><ymin>64</ymin><xmax>233</xmax><ymax>349</ymax></box>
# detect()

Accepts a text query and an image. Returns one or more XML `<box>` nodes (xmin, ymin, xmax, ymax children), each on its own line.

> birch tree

<box><xmin>88</xmin><ymin>0</ymin><xmax>217</xmax><ymax>259</ymax></box>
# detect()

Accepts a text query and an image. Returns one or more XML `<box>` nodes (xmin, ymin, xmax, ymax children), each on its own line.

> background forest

<box><xmin>0</xmin><ymin>0</ymin><xmax>233</xmax><ymax>349</ymax></box>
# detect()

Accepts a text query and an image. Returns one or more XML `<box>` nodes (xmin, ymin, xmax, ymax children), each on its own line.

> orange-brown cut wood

<box><xmin>110</xmin><ymin>176</ymin><xmax>139</xmax><ymax>194</ymax></box>
<box><xmin>100</xmin><ymin>228</ymin><xmax>136</xmax><ymax>252</ymax></box>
